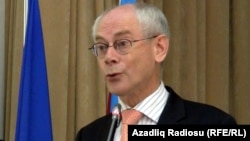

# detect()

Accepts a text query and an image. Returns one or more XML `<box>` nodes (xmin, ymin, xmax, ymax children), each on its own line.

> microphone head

<box><xmin>111</xmin><ymin>103</ymin><xmax>121</xmax><ymax>118</ymax></box>
<box><xmin>111</xmin><ymin>103</ymin><xmax>121</xmax><ymax>127</ymax></box>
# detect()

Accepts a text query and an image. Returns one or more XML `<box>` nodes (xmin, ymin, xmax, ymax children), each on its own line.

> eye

<box><xmin>95</xmin><ymin>43</ymin><xmax>108</xmax><ymax>51</ymax></box>
<box><xmin>115</xmin><ymin>40</ymin><xmax>130</xmax><ymax>48</ymax></box>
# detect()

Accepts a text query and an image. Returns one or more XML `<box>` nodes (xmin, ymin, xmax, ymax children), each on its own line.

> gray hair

<box><xmin>92</xmin><ymin>3</ymin><xmax>170</xmax><ymax>41</ymax></box>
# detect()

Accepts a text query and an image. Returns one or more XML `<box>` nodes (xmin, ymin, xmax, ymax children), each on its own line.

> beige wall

<box><xmin>4</xmin><ymin>0</ymin><xmax>250</xmax><ymax>141</ymax></box>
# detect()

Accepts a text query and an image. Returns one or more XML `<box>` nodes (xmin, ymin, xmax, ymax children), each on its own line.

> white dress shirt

<box><xmin>113</xmin><ymin>81</ymin><xmax>169</xmax><ymax>141</ymax></box>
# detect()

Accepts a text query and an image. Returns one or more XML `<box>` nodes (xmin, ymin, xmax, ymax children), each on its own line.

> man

<box><xmin>76</xmin><ymin>2</ymin><xmax>237</xmax><ymax>141</ymax></box>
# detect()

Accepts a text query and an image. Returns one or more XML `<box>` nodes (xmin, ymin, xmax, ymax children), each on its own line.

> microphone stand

<box><xmin>107</xmin><ymin>104</ymin><xmax>121</xmax><ymax>141</ymax></box>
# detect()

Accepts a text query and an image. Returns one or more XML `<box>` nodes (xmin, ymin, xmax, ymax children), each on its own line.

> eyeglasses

<box><xmin>89</xmin><ymin>35</ymin><xmax>158</xmax><ymax>57</ymax></box>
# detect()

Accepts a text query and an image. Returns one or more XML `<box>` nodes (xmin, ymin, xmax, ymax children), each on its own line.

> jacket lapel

<box><xmin>157</xmin><ymin>86</ymin><xmax>186</xmax><ymax>124</ymax></box>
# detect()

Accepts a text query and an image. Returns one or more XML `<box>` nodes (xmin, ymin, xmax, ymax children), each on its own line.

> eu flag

<box><xmin>15</xmin><ymin>0</ymin><xmax>53</xmax><ymax>141</ymax></box>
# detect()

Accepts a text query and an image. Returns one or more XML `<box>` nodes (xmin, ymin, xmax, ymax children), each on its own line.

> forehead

<box><xmin>96</xmin><ymin>5</ymin><xmax>142</xmax><ymax>39</ymax></box>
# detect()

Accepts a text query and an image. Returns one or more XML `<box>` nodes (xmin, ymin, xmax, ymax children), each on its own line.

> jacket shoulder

<box><xmin>75</xmin><ymin>114</ymin><xmax>111</xmax><ymax>141</ymax></box>
<box><xmin>161</xmin><ymin>85</ymin><xmax>237</xmax><ymax>124</ymax></box>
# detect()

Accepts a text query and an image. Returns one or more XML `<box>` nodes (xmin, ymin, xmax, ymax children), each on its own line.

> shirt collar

<box><xmin>119</xmin><ymin>81</ymin><xmax>169</xmax><ymax>122</ymax></box>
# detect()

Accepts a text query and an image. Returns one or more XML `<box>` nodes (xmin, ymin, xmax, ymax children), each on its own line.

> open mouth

<box><xmin>107</xmin><ymin>73</ymin><xmax>121</xmax><ymax>79</ymax></box>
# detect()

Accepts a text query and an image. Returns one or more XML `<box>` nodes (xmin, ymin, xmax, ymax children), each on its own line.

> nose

<box><xmin>104</xmin><ymin>46</ymin><xmax>120</xmax><ymax>64</ymax></box>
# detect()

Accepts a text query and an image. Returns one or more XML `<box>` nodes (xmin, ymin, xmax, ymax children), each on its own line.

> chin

<box><xmin>107</xmin><ymin>86</ymin><xmax>124</xmax><ymax>95</ymax></box>
<box><xmin>107</xmin><ymin>81</ymin><xmax>130</xmax><ymax>95</ymax></box>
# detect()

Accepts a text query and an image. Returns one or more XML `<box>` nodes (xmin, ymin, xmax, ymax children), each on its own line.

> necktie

<box><xmin>121</xmin><ymin>109</ymin><xmax>142</xmax><ymax>141</ymax></box>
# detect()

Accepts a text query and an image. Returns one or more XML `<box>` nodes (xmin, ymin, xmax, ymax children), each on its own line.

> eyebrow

<box><xmin>114</xmin><ymin>30</ymin><xmax>132</xmax><ymax>37</ymax></box>
<box><xmin>95</xmin><ymin>30</ymin><xmax>133</xmax><ymax>41</ymax></box>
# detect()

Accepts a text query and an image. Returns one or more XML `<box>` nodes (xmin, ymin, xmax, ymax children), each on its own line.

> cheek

<box><xmin>126</xmin><ymin>51</ymin><xmax>155</xmax><ymax>77</ymax></box>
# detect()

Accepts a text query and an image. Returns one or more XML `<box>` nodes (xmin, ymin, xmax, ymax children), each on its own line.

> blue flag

<box><xmin>15</xmin><ymin>0</ymin><xmax>53</xmax><ymax>141</ymax></box>
<box><xmin>107</xmin><ymin>0</ymin><xmax>137</xmax><ymax>113</ymax></box>
<box><xmin>119</xmin><ymin>0</ymin><xmax>137</xmax><ymax>5</ymax></box>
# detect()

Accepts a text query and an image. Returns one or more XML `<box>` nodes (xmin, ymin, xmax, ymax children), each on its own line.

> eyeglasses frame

<box><xmin>89</xmin><ymin>35</ymin><xmax>159</xmax><ymax>57</ymax></box>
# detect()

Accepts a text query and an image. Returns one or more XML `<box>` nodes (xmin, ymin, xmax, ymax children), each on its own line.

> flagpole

<box><xmin>0</xmin><ymin>0</ymin><xmax>5</xmax><ymax>140</ymax></box>
<box><xmin>23</xmin><ymin>0</ymin><xmax>28</xmax><ymax>45</ymax></box>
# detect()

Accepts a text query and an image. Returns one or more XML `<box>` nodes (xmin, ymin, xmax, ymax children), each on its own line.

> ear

<box><xmin>154</xmin><ymin>35</ymin><xmax>169</xmax><ymax>63</ymax></box>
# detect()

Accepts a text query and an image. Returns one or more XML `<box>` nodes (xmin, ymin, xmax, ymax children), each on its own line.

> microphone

<box><xmin>107</xmin><ymin>103</ymin><xmax>121</xmax><ymax>141</ymax></box>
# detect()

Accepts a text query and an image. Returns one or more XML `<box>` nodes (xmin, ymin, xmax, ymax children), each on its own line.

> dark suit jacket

<box><xmin>75</xmin><ymin>86</ymin><xmax>237</xmax><ymax>141</ymax></box>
